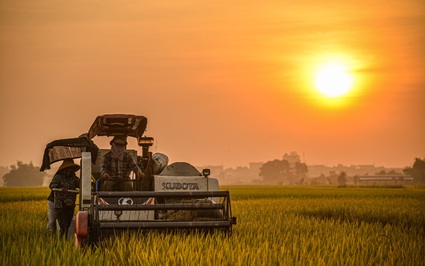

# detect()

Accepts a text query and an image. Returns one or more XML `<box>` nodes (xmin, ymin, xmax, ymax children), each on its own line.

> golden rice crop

<box><xmin>1</xmin><ymin>186</ymin><xmax>424</xmax><ymax>265</ymax></box>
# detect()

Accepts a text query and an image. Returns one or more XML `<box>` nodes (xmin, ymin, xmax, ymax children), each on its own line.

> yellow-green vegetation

<box><xmin>1</xmin><ymin>186</ymin><xmax>424</xmax><ymax>265</ymax></box>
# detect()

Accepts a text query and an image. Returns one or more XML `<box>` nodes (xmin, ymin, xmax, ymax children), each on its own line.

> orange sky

<box><xmin>1</xmin><ymin>1</ymin><xmax>424</xmax><ymax>169</ymax></box>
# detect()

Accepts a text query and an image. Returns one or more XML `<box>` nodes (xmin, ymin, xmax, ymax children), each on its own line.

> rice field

<box><xmin>1</xmin><ymin>186</ymin><xmax>424</xmax><ymax>265</ymax></box>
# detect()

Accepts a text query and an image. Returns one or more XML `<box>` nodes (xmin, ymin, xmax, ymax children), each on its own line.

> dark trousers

<box><xmin>56</xmin><ymin>207</ymin><xmax>74</xmax><ymax>237</ymax></box>
<box><xmin>102</xmin><ymin>179</ymin><xmax>133</xmax><ymax>191</ymax></box>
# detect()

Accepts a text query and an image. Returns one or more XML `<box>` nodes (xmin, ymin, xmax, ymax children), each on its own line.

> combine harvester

<box><xmin>41</xmin><ymin>114</ymin><xmax>236</xmax><ymax>247</ymax></box>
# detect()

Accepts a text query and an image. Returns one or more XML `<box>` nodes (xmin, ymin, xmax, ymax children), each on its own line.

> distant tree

<box><xmin>0</xmin><ymin>166</ymin><xmax>9</xmax><ymax>186</ymax></box>
<box><xmin>327</xmin><ymin>171</ymin><xmax>338</xmax><ymax>185</ymax></box>
<box><xmin>403</xmin><ymin>158</ymin><xmax>425</xmax><ymax>184</ymax></box>
<box><xmin>389</xmin><ymin>170</ymin><xmax>402</xmax><ymax>175</ymax></box>
<box><xmin>294</xmin><ymin>162</ymin><xmax>308</xmax><ymax>178</ymax></box>
<box><xmin>2</xmin><ymin>161</ymin><xmax>46</xmax><ymax>187</ymax></box>
<box><xmin>376</xmin><ymin>169</ymin><xmax>402</xmax><ymax>175</ymax></box>
<box><xmin>259</xmin><ymin>159</ymin><xmax>291</xmax><ymax>184</ymax></box>
<box><xmin>337</xmin><ymin>172</ymin><xmax>347</xmax><ymax>187</ymax></box>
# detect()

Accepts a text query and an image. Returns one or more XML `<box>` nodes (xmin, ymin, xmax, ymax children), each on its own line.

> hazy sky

<box><xmin>1</xmin><ymin>0</ymin><xmax>424</xmax><ymax>169</ymax></box>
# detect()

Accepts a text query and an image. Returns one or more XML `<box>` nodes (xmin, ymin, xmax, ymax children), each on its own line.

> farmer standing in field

<box><xmin>100</xmin><ymin>135</ymin><xmax>144</xmax><ymax>191</ymax></box>
<box><xmin>49</xmin><ymin>159</ymin><xmax>80</xmax><ymax>237</ymax></box>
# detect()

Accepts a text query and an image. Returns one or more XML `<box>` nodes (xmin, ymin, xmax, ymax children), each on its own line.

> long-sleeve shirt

<box><xmin>49</xmin><ymin>173</ymin><xmax>79</xmax><ymax>208</ymax></box>
<box><xmin>100</xmin><ymin>151</ymin><xmax>140</xmax><ymax>180</ymax></box>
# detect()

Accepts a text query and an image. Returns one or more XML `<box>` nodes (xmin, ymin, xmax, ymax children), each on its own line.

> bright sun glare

<box><xmin>314</xmin><ymin>62</ymin><xmax>354</xmax><ymax>98</ymax></box>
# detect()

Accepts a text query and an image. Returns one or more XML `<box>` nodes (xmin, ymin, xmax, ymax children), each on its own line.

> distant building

<box><xmin>355</xmin><ymin>175</ymin><xmax>413</xmax><ymax>185</ymax></box>
<box><xmin>248</xmin><ymin>162</ymin><xmax>263</xmax><ymax>172</ymax></box>
<box><xmin>307</xmin><ymin>164</ymin><xmax>403</xmax><ymax>179</ymax></box>
<box><xmin>282</xmin><ymin>152</ymin><xmax>301</xmax><ymax>165</ymax></box>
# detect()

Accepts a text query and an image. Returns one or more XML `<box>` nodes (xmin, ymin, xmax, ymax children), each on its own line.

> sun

<box><xmin>314</xmin><ymin>62</ymin><xmax>354</xmax><ymax>97</ymax></box>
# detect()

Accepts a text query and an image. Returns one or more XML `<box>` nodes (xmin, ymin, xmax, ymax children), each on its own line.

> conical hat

<box><xmin>58</xmin><ymin>159</ymin><xmax>80</xmax><ymax>172</ymax></box>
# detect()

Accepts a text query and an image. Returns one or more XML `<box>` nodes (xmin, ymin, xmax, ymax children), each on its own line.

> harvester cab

<box><xmin>41</xmin><ymin>114</ymin><xmax>236</xmax><ymax>248</ymax></box>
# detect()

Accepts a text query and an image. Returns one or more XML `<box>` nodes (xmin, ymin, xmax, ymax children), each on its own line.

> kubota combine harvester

<box><xmin>41</xmin><ymin>114</ymin><xmax>236</xmax><ymax>247</ymax></box>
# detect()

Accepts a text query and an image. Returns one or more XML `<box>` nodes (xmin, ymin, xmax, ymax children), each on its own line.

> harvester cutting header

<box><xmin>41</xmin><ymin>114</ymin><xmax>236</xmax><ymax>247</ymax></box>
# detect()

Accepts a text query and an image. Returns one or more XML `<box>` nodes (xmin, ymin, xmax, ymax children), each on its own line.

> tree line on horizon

<box><xmin>1</xmin><ymin>158</ymin><xmax>425</xmax><ymax>187</ymax></box>
<box><xmin>1</xmin><ymin>161</ymin><xmax>47</xmax><ymax>187</ymax></box>
<box><xmin>258</xmin><ymin>157</ymin><xmax>425</xmax><ymax>185</ymax></box>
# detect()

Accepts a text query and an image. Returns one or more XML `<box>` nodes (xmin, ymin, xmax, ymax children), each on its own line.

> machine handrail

<box><xmin>52</xmin><ymin>188</ymin><xmax>80</xmax><ymax>193</ymax></box>
<box><xmin>96</xmin><ymin>202</ymin><xmax>225</xmax><ymax>211</ymax></box>
<box><xmin>96</xmin><ymin>190</ymin><xmax>230</xmax><ymax>198</ymax></box>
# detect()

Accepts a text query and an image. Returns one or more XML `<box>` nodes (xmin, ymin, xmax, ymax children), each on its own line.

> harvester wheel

<box><xmin>74</xmin><ymin>234</ymin><xmax>84</xmax><ymax>249</ymax></box>
<box><xmin>76</xmin><ymin>211</ymin><xmax>89</xmax><ymax>237</ymax></box>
